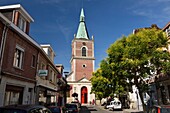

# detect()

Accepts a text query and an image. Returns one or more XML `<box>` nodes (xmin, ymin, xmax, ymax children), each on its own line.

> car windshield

<box><xmin>0</xmin><ymin>109</ymin><xmax>27</xmax><ymax>113</ymax></box>
<box><xmin>65</xmin><ymin>104</ymin><xmax>77</xmax><ymax>109</ymax></box>
<box><xmin>48</xmin><ymin>107</ymin><xmax>61</xmax><ymax>113</ymax></box>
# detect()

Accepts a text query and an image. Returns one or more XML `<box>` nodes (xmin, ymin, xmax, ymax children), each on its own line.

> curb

<box><xmin>123</xmin><ymin>109</ymin><xmax>144</xmax><ymax>113</ymax></box>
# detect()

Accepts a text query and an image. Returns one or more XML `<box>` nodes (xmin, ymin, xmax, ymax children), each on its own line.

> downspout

<box><xmin>0</xmin><ymin>25</ymin><xmax>8</xmax><ymax>80</ymax></box>
<box><xmin>35</xmin><ymin>51</ymin><xmax>40</xmax><ymax>104</ymax></box>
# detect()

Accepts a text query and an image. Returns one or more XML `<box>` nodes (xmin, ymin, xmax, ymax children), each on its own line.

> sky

<box><xmin>1</xmin><ymin>0</ymin><xmax>170</xmax><ymax>72</ymax></box>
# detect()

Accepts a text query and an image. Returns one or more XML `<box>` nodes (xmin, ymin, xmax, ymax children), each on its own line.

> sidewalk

<box><xmin>123</xmin><ymin>109</ymin><xmax>144</xmax><ymax>113</ymax></box>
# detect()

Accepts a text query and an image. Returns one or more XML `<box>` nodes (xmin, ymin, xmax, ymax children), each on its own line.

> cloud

<box><xmin>128</xmin><ymin>0</ymin><xmax>170</xmax><ymax>25</ymax></box>
<box><xmin>58</xmin><ymin>23</ymin><xmax>75</xmax><ymax>43</ymax></box>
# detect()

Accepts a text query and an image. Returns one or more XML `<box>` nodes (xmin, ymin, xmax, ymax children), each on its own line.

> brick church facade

<box><xmin>66</xmin><ymin>8</ymin><xmax>95</xmax><ymax>104</ymax></box>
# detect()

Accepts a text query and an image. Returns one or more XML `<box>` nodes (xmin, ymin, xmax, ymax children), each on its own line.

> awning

<box><xmin>37</xmin><ymin>84</ymin><xmax>58</xmax><ymax>92</ymax></box>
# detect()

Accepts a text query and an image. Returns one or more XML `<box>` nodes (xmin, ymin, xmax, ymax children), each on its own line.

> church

<box><xmin>66</xmin><ymin>8</ymin><xmax>95</xmax><ymax>104</ymax></box>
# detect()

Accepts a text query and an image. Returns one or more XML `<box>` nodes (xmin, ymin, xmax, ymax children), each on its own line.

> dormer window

<box><xmin>18</xmin><ymin>15</ymin><xmax>26</xmax><ymax>32</ymax></box>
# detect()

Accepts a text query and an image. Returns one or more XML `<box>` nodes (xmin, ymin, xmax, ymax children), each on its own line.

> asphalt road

<box><xmin>79</xmin><ymin>105</ymin><xmax>124</xmax><ymax>113</ymax></box>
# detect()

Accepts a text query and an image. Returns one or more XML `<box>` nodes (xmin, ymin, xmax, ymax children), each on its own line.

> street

<box><xmin>79</xmin><ymin>105</ymin><xmax>124</xmax><ymax>113</ymax></box>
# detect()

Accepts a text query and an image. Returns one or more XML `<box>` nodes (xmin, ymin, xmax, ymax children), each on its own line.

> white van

<box><xmin>106</xmin><ymin>100</ymin><xmax>122</xmax><ymax>111</ymax></box>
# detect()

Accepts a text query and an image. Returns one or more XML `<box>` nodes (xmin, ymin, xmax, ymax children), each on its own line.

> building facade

<box><xmin>0</xmin><ymin>4</ymin><xmax>68</xmax><ymax>106</ymax></box>
<box><xmin>143</xmin><ymin>23</ymin><xmax>170</xmax><ymax>106</ymax></box>
<box><xmin>0</xmin><ymin>4</ymin><xmax>38</xmax><ymax>106</ymax></box>
<box><xmin>66</xmin><ymin>8</ymin><xmax>95</xmax><ymax>104</ymax></box>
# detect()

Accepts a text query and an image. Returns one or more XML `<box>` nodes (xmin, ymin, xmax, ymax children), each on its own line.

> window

<box><xmin>31</xmin><ymin>55</ymin><xmax>36</xmax><ymax>67</ymax></box>
<box><xmin>82</xmin><ymin>47</ymin><xmax>86</xmax><ymax>57</ymax></box>
<box><xmin>4</xmin><ymin>91</ymin><xmax>20</xmax><ymax>105</ymax></box>
<box><xmin>13</xmin><ymin>45</ymin><xmax>24</xmax><ymax>69</ymax></box>
<box><xmin>18</xmin><ymin>15</ymin><xmax>26</xmax><ymax>32</ymax></box>
<box><xmin>166</xmin><ymin>28</ymin><xmax>170</xmax><ymax>37</ymax></box>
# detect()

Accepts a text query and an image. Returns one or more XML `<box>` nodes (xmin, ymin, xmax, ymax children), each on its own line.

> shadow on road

<box><xmin>79</xmin><ymin>106</ymin><xmax>97</xmax><ymax>113</ymax></box>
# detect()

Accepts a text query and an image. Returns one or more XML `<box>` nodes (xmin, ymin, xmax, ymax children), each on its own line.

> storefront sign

<box><xmin>38</xmin><ymin>70</ymin><xmax>48</xmax><ymax>76</ymax></box>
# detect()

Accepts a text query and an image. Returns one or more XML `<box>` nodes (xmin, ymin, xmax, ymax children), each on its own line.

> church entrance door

<box><xmin>81</xmin><ymin>86</ymin><xmax>88</xmax><ymax>104</ymax></box>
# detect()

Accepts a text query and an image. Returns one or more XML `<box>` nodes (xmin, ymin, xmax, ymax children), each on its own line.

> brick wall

<box><xmin>1</xmin><ymin>27</ymin><xmax>38</xmax><ymax>81</ymax></box>
<box><xmin>71</xmin><ymin>39</ymin><xmax>94</xmax><ymax>81</ymax></box>
<box><xmin>75</xmin><ymin>59</ymin><xmax>93</xmax><ymax>81</ymax></box>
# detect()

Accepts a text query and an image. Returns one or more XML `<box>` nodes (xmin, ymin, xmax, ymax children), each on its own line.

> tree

<box><xmin>107</xmin><ymin>28</ymin><xmax>170</xmax><ymax>111</ymax></box>
<box><xmin>90</xmin><ymin>68</ymin><xmax>111</xmax><ymax>103</ymax></box>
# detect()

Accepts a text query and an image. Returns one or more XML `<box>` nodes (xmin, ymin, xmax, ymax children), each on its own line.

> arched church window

<box><xmin>82</xmin><ymin>47</ymin><xmax>86</xmax><ymax>57</ymax></box>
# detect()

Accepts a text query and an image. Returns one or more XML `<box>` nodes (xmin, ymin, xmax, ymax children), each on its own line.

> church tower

<box><xmin>67</xmin><ymin>8</ymin><xmax>95</xmax><ymax>104</ymax></box>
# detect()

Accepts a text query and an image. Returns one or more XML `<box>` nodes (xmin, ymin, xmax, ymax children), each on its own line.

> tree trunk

<box><xmin>137</xmin><ymin>86</ymin><xmax>147</xmax><ymax>112</ymax></box>
<box><xmin>134</xmin><ymin>77</ymin><xmax>146</xmax><ymax>112</ymax></box>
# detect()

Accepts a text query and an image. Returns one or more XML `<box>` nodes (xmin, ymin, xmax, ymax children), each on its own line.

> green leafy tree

<box><xmin>107</xmin><ymin>28</ymin><xmax>170</xmax><ymax>111</ymax></box>
<box><xmin>91</xmin><ymin>59</ymin><xmax>124</xmax><ymax>103</ymax></box>
<box><xmin>91</xmin><ymin>68</ymin><xmax>109</xmax><ymax>103</ymax></box>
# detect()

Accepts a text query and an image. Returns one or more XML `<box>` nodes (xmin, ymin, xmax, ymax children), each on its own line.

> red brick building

<box><xmin>0</xmin><ymin>4</ymin><xmax>38</xmax><ymax>106</ymax></box>
<box><xmin>0</xmin><ymin>4</ymin><xmax>68</xmax><ymax>106</ymax></box>
<box><xmin>67</xmin><ymin>8</ymin><xmax>95</xmax><ymax>104</ymax></box>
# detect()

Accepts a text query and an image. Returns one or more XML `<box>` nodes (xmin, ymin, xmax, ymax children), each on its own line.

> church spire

<box><xmin>80</xmin><ymin>8</ymin><xmax>85</xmax><ymax>21</ymax></box>
<box><xmin>75</xmin><ymin>8</ymin><xmax>89</xmax><ymax>39</ymax></box>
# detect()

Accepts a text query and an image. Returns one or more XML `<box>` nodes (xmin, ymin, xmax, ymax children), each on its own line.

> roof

<box><xmin>162</xmin><ymin>21</ymin><xmax>170</xmax><ymax>31</ymax></box>
<box><xmin>77</xmin><ymin>77</ymin><xmax>90</xmax><ymax>82</ymax></box>
<box><xmin>0</xmin><ymin>4</ymin><xmax>34</xmax><ymax>22</ymax></box>
<box><xmin>75</xmin><ymin>8</ymin><xmax>89</xmax><ymax>39</ymax></box>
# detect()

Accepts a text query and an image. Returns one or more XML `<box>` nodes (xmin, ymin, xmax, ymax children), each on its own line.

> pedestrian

<box><xmin>92</xmin><ymin>99</ymin><xmax>95</xmax><ymax>105</ymax></box>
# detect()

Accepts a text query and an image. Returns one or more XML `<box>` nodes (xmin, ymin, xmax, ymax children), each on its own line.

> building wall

<box><xmin>0</xmin><ymin>4</ymin><xmax>67</xmax><ymax>107</ymax></box>
<box><xmin>75</xmin><ymin>59</ymin><xmax>93</xmax><ymax>81</ymax></box>
<box><xmin>0</xmin><ymin>76</ymin><xmax>35</xmax><ymax>105</ymax></box>
<box><xmin>0</xmin><ymin>21</ymin><xmax>4</xmax><ymax>43</ymax></box>
<box><xmin>0</xmin><ymin>20</ymin><xmax>38</xmax><ymax>106</ymax></box>
<box><xmin>2</xmin><ymin>28</ymin><xmax>38</xmax><ymax>80</ymax></box>
<box><xmin>73</xmin><ymin>40</ymin><xmax>93</xmax><ymax>57</ymax></box>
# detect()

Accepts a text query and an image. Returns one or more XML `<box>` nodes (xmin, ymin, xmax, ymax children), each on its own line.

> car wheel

<box><xmin>112</xmin><ymin>107</ymin><xmax>114</xmax><ymax>111</ymax></box>
<box><xmin>109</xmin><ymin>108</ymin><xmax>112</xmax><ymax>111</ymax></box>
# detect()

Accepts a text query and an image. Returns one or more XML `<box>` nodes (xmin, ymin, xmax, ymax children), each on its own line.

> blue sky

<box><xmin>1</xmin><ymin>0</ymin><xmax>170</xmax><ymax>72</ymax></box>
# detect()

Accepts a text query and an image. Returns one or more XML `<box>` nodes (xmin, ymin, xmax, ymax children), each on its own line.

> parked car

<box><xmin>47</xmin><ymin>106</ymin><xmax>61</xmax><ymax>113</ymax></box>
<box><xmin>71</xmin><ymin>101</ymin><xmax>81</xmax><ymax>108</ymax></box>
<box><xmin>0</xmin><ymin>104</ymin><xmax>52</xmax><ymax>113</ymax></box>
<box><xmin>148</xmin><ymin>105</ymin><xmax>170</xmax><ymax>113</ymax></box>
<box><xmin>106</xmin><ymin>100</ymin><xmax>122</xmax><ymax>111</ymax></box>
<box><xmin>65</xmin><ymin>103</ymin><xmax>79</xmax><ymax>113</ymax></box>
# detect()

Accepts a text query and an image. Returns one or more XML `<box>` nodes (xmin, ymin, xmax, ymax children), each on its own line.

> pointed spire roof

<box><xmin>75</xmin><ymin>8</ymin><xmax>89</xmax><ymax>39</ymax></box>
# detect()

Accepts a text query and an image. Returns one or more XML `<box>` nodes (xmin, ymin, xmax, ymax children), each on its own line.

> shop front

<box><xmin>36</xmin><ymin>85</ymin><xmax>57</xmax><ymax>106</ymax></box>
<box><xmin>4</xmin><ymin>85</ymin><xmax>24</xmax><ymax>106</ymax></box>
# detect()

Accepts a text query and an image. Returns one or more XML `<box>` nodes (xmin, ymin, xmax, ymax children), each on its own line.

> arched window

<box><xmin>82</xmin><ymin>47</ymin><xmax>86</xmax><ymax>57</ymax></box>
